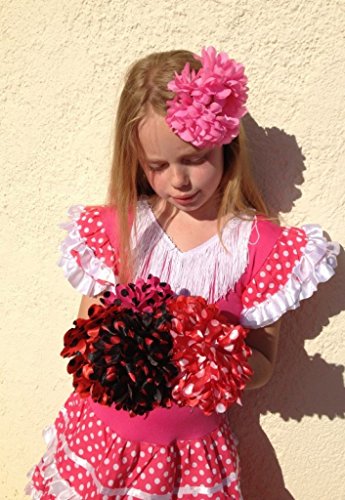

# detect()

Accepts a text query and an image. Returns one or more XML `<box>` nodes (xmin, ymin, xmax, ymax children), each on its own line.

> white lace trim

<box><xmin>57</xmin><ymin>205</ymin><xmax>117</xmax><ymax>296</ymax></box>
<box><xmin>25</xmin><ymin>422</ymin><xmax>82</xmax><ymax>500</ymax></box>
<box><xmin>132</xmin><ymin>200</ymin><xmax>254</xmax><ymax>303</ymax></box>
<box><xmin>240</xmin><ymin>224</ymin><xmax>340</xmax><ymax>328</ymax></box>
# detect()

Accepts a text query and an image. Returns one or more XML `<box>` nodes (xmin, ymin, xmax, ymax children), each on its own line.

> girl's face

<box><xmin>138</xmin><ymin>109</ymin><xmax>224</xmax><ymax>219</ymax></box>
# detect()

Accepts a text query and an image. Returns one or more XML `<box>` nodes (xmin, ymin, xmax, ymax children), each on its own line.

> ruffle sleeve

<box><xmin>240</xmin><ymin>221</ymin><xmax>340</xmax><ymax>328</ymax></box>
<box><xmin>58</xmin><ymin>204</ymin><xmax>119</xmax><ymax>296</ymax></box>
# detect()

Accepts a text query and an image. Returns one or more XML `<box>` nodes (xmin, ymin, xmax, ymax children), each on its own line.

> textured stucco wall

<box><xmin>1</xmin><ymin>0</ymin><xmax>345</xmax><ymax>498</ymax></box>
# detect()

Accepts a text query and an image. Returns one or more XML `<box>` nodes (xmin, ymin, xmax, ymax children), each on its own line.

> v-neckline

<box><xmin>142</xmin><ymin>199</ymin><xmax>238</xmax><ymax>255</ymax></box>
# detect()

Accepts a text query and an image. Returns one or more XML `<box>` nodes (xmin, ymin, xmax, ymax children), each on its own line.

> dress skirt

<box><xmin>26</xmin><ymin>392</ymin><xmax>243</xmax><ymax>499</ymax></box>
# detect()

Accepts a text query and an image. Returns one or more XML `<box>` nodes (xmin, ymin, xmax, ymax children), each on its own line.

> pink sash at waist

<box><xmin>88</xmin><ymin>398</ymin><xmax>223</xmax><ymax>445</ymax></box>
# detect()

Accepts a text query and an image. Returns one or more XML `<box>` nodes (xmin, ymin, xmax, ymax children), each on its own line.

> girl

<box><xmin>26</xmin><ymin>47</ymin><xmax>339</xmax><ymax>499</ymax></box>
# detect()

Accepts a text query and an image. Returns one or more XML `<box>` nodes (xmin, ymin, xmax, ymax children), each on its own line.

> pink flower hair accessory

<box><xmin>166</xmin><ymin>46</ymin><xmax>248</xmax><ymax>148</ymax></box>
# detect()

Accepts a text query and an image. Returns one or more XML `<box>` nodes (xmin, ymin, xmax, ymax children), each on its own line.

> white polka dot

<box><xmin>154</xmin><ymin>478</ymin><xmax>160</xmax><ymax>484</ymax></box>
<box><xmin>283</xmin><ymin>250</ymin><xmax>289</xmax><ymax>257</ymax></box>
<box><xmin>260</xmin><ymin>271</ymin><xmax>266</xmax><ymax>277</ymax></box>
<box><xmin>104</xmin><ymin>458</ymin><xmax>110</xmax><ymax>465</ymax></box>
<box><xmin>274</xmin><ymin>252</ymin><xmax>279</xmax><ymax>259</ymax></box>
<box><xmin>266</xmin><ymin>264</ymin><xmax>272</xmax><ymax>271</ymax></box>
<box><xmin>247</xmin><ymin>287</ymin><xmax>253</xmax><ymax>294</ymax></box>
<box><xmin>69</xmin><ymin>475</ymin><xmax>75</xmax><ymax>481</ymax></box>
<box><xmin>84</xmin><ymin>227</ymin><xmax>89</xmax><ymax>233</ymax></box>
<box><xmin>81</xmin><ymin>216</ymin><xmax>86</xmax><ymax>221</ymax></box>
<box><xmin>286</xmin><ymin>262</ymin><xmax>291</xmax><ymax>268</ymax></box>
<box><xmin>87</xmin><ymin>445</ymin><xmax>93</xmax><ymax>452</ymax></box>
<box><xmin>140</xmin><ymin>472</ymin><xmax>146</xmax><ymax>479</ymax></box>
<box><xmin>149</xmin><ymin>467</ymin><xmax>155</xmax><ymax>474</ymax></box>
<box><xmin>101</xmin><ymin>228</ymin><xmax>106</xmax><ymax>233</ymax></box>
<box><xmin>113</xmin><ymin>463</ymin><xmax>119</xmax><ymax>470</ymax></box>
<box><xmin>287</xmin><ymin>240</ymin><xmax>293</xmax><ymax>246</ymax></box>
<box><xmin>192</xmin><ymin>476</ymin><xmax>198</xmax><ymax>482</ymax></box>
<box><xmin>91</xmin><ymin>237</ymin><xmax>96</xmax><ymax>243</ymax></box>
<box><xmin>78</xmin><ymin>472</ymin><xmax>83</xmax><ymax>479</ymax></box>
<box><xmin>79</xmin><ymin>484</ymin><xmax>84</xmax><ymax>491</ymax></box>
<box><xmin>157</xmin><ymin>462</ymin><xmax>163</xmax><ymax>469</ymax></box>
<box><xmin>97</xmin><ymin>221</ymin><xmax>103</xmax><ymax>227</ymax></box>
<box><xmin>108</xmin><ymin>480</ymin><xmax>114</xmax><ymax>486</ymax></box>
<box><xmin>88</xmin><ymin>217</ymin><xmax>93</xmax><ymax>223</ymax></box>
<box><xmin>259</xmin><ymin>282</ymin><xmax>265</xmax><ymax>289</ymax></box>
<box><xmin>244</xmin><ymin>297</ymin><xmax>249</xmax><ymax>303</ymax></box>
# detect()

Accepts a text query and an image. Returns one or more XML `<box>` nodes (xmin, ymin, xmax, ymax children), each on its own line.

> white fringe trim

<box><xmin>57</xmin><ymin>205</ymin><xmax>117</xmax><ymax>297</ymax></box>
<box><xmin>133</xmin><ymin>200</ymin><xmax>254</xmax><ymax>303</ymax></box>
<box><xmin>240</xmin><ymin>224</ymin><xmax>340</xmax><ymax>328</ymax></box>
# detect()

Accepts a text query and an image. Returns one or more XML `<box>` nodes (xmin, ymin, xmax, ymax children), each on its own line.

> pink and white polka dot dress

<box><xmin>26</xmin><ymin>200</ymin><xmax>339</xmax><ymax>499</ymax></box>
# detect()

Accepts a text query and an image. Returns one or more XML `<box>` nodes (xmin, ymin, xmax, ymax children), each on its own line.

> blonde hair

<box><xmin>107</xmin><ymin>50</ymin><xmax>274</xmax><ymax>282</ymax></box>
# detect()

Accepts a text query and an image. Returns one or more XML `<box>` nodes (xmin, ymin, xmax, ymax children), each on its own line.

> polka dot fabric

<box><xmin>73</xmin><ymin>206</ymin><xmax>119</xmax><ymax>276</ymax></box>
<box><xmin>242</xmin><ymin>226</ymin><xmax>307</xmax><ymax>308</ymax></box>
<box><xmin>27</xmin><ymin>393</ymin><xmax>242</xmax><ymax>499</ymax></box>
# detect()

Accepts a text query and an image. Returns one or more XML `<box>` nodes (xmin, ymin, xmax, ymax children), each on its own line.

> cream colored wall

<box><xmin>1</xmin><ymin>0</ymin><xmax>344</xmax><ymax>498</ymax></box>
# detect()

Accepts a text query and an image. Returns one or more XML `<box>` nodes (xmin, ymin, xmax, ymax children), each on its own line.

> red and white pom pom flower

<box><xmin>167</xmin><ymin>295</ymin><xmax>253</xmax><ymax>415</ymax></box>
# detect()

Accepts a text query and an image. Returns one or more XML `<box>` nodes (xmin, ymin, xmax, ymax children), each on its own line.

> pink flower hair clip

<box><xmin>166</xmin><ymin>46</ymin><xmax>248</xmax><ymax>149</ymax></box>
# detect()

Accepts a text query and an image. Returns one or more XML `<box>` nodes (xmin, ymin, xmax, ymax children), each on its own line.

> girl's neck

<box><xmin>146</xmin><ymin>195</ymin><xmax>234</xmax><ymax>253</ymax></box>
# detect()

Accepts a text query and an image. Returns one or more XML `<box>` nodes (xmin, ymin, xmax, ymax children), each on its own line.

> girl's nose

<box><xmin>170</xmin><ymin>164</ymin><xmax>191</xmax><ymax>189</ymax></box>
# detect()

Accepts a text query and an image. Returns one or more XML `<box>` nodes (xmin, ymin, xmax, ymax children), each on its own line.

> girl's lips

<box><xmin>172</xmin><ymin>192</ymin><xmax>199</xmax><ymax>203</ymax></box>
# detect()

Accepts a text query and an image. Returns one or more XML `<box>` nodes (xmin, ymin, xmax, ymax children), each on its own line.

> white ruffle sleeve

<box><xmin>240</xmin><ymin>223</ymin><xmax>340</xmax><ymax>328</ymax></box>
<box><xmin>58</xmin><ymin>205</ymin><xmax>118</xmax><ymax>297</ymax></box>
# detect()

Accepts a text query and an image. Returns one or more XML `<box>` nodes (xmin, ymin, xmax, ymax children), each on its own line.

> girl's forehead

<box><xmin>138</xmin><ymin>110</ymin><xmax>199</xmax><ymax>160</ymax></box>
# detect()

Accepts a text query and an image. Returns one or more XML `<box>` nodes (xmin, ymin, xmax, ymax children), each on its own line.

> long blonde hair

<box><xmin>107</xmin><ymin>50</ymin><xmax>274</xmax><ymax>282</ymax></box>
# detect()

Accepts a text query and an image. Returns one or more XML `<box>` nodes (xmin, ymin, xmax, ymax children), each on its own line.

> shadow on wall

<box><xmin>227</xmin><ymin>114</ymin><xmax>345</xmax><ymax>500</ymax></box>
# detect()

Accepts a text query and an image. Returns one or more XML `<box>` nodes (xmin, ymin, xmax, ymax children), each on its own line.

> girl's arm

<box><xmin>244</xmin><ymin>319</ymin><xmax>281</xmax><ymax>390</ymax></box>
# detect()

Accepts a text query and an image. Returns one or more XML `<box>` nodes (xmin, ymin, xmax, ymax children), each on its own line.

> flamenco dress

<box><xmin>26</xmin><ymin>199</ymin><xmax>339</xmax><ymax>499</ymax></box>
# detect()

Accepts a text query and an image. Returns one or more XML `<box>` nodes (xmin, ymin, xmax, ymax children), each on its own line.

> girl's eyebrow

<box><xmin>146</xmin><ymin>150</ymin><xmax>208</xmax><ymax>163</ymax></box>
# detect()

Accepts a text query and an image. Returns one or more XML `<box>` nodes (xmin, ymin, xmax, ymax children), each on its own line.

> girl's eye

<box><xmin>147</xmin><ymin>163</ymin><xmax>168</xmax><ymax>172</ymax></box>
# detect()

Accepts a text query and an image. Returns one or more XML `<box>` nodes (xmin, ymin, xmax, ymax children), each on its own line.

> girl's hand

<box><xmin>77</xmin><ymin>294</ymin><xmax>104</xmax><ymax>319</ymax></box>
<box><xmin>244</xmin><ymin>319</ymin><xmax>281</xmax><ymax>390</ymax></box>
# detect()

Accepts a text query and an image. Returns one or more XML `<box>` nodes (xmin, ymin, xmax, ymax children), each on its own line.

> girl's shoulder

<box><xmin>239</xmin><ymin>213</ymin><xmax>340</xmax><ymax>328</ymax></box>
<box><xmin>58</xmin><ymin>204</ymin><xmax>120</xmax><ymax>297</ymax></box>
